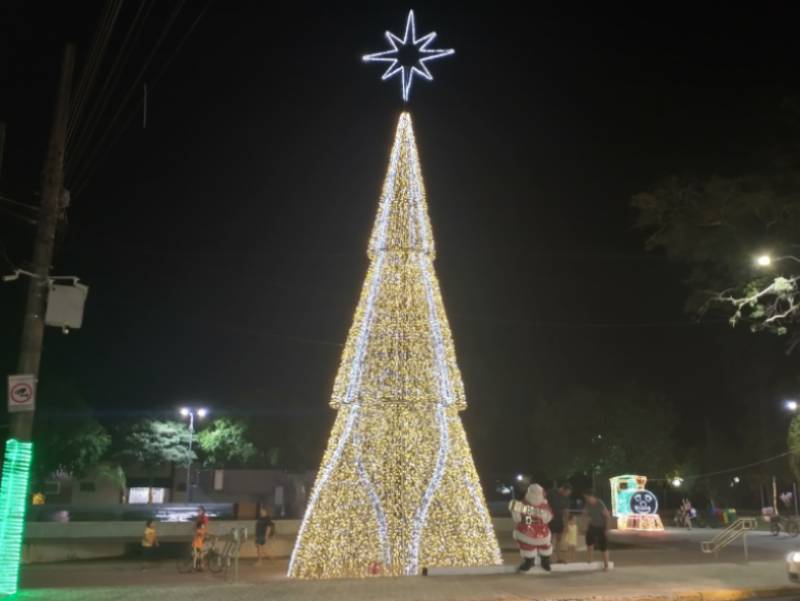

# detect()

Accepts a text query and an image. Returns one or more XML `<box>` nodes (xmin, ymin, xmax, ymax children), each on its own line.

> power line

<box><xmin>66</xmin><ymin>0</ymin><xmax>157</xmax><ymax>172</ymax></box>
<box><xmin>72</xmin><ymin>0</ymin><xmax>212</xmax><ymax>200</ymax></box>
<box><xmin>69</xmin><ymin>0</ymin><xmax>190</xmax><ymax>196</ymax></box>
<box><xmin>0</xmin><ymin>204</ymin><xmax>37</xmax><ymax>226</ymax></box>
<box><xmin>651</xmin><ymin>451</ymin><xmax>793</xmax><ymax>483</ymax></box>
<box><xmin>0</xmin><ymin>195</ymin><xmax>38</xmax><ymax>213</ymax></box>
<box><xmin>450</xmin><ymin>313</ymin><xmax>727</xmax><ymax>329</ymax></box>
<box><xmin>66</xmin><ymin>0</ymin><xmax>123</xmax><ymax>148</ymax></box>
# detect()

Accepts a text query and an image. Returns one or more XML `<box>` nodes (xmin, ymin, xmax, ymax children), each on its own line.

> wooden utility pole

<box><xmin>10</xmin><ymin>44</ymin><xmax>75</xmax><ymax>442</ymax></box>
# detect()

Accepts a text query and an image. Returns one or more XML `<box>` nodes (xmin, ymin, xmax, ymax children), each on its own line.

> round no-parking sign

<box><xmin>7</xmin><ymin>374</ymin><xmax>36</xmax><ymax>413</ymax></box>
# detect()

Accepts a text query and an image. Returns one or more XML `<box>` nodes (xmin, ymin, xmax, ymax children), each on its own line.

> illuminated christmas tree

<box><xmin>288</xmin><ymin>113</ymin><xmax>501</xmax><ymax>579</ymax></box>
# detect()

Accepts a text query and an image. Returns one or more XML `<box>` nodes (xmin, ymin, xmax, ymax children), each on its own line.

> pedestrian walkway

<box><xmin>17</xmin><ymin>559</ymin><xmax>798</xmax><ymax>601</ymax></box>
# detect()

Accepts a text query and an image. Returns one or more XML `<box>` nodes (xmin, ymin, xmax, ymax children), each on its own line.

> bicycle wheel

<box><xmin>771</xmin><ymin>520</ymin><xmax>782</xmax><ymax>536</ymax></box>
<box><xmin>788</xmin><ymin>521</ymin><xmax>800</xmax><ymax>538</ymax></box>
<box><xmin>177</xmin><ymin>553</ymin><xmax>195</xmax><ymax>573</ymax></box>
<box><xmin>207</xmin><ymin>549</ymin><xmax>225</xmax><ymax>574</ymax></box>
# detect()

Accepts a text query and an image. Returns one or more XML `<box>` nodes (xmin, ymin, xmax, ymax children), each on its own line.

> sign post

<box><xmin>7</xmin><ymin>375</ymin><xmax>36</xmax><ymax>414</ymax></box>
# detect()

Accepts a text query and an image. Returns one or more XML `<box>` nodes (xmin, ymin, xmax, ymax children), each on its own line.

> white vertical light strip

<box><xmin>288</xmin><ymin>404</ymin><xmax>360</xmax><ymax>576</ymax></box>
<box><xmin>405</xmin><ymin>253</ymin><xmax>455</xmax><ymax>574</ymax></box>
<box><xmin>354</xmin><ymin>428</ymin><xmax>391</xmax><ymax>567</ymax></box>
<box><xmin>406</xmin><ymin>125</ymin><xmax>418</xmax><ymax>251</ymax></box>
<box><xmin>418</xmin><ymin>256</ymin><xmax>455</xmax><ymax>405</ymax></box>
<box><xmin>406</xmin><ymin>119</ymin><xmax>432</xmax><ymax>255</ymax></box>
<box><xmin>342</xmin><ymin>116</ymin><xmax>409</xmax><ymax>406</ymax></box>
<box><xmin>370</xmin><ymin>114</ymin><xmax>405</xmax><ymax>256</ymax></box>
<box><xmin>462</xmin><ymin>470</ymin><xmax>503</xmax><ymax>564</ymax></box>
<box><xmin>342</xmin><ymin>252</ymin><xmax>385</xmax><ymax>405</ymax></box>
<box><xmin>406</xmin><ymin>403</ymin><xmax>448</xmax><ymax>575</ymax></box>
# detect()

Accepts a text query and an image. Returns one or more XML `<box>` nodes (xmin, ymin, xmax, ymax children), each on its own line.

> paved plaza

<box><xmin>16</xmin><ymin>529</ymin><xmax>800</xmax><ymax>600</ymax></box>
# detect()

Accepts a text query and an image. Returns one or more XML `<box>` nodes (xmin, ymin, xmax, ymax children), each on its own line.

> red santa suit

<box><xmin>510</xmin><ymin>483</ymin><xmax>553</xmax><ymax>560</ymax></box>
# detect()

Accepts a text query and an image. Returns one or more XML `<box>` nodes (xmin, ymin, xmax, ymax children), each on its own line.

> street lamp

<box><xmin>671</xmin><ymin>477</ymin><xmax>684</xmax><ymax>488</ymax></box>
<box><xmin>786</xmin><ymin>400</ymin><xmax>799</xmax><ymax>412</ymax></box>
<box><xmin>755</xmin><ymin>254</ymin><xmax>800</xmax><ymax>268</ymax></box>
<box><xmin>179</xmin><ymin>407</ymin><xmax>208</xmax><ymax>502</ymax></box>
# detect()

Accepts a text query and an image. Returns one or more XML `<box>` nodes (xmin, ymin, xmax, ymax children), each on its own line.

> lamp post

<box><xmin>179</xmin><ymin>407</ymin><xmax>207</xmax><ymax>502</ymax></box>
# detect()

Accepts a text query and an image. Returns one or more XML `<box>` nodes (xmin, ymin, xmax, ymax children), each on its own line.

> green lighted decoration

<box><xmin>0</xmin><ymin>439</ymin><xmax>34</xmax><ymax>595</ymax></box>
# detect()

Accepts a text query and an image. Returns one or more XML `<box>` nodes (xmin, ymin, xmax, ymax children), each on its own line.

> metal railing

<box><xmin>700</xmin><ymin>517</ymin><xmax>758</xmax><ymax>561</ymax></box>
<box><xmin>222</xmin><ymin>527</ymin><xmax>248</xmax><ymax>582</ymax></box>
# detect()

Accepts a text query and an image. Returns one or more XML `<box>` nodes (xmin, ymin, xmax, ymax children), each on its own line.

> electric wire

<box><xmin>71</xmin><ymin>0</ymin><xmax>212</xmax><ymax>200</ymax></box>
<box><xmin>0</xmin><ymin>196</ymin><xmax>38</xmax><ymax>212</ymax></box>
<box><xmin>66</xmin><ymin>0</ymin><xmax>157</xmax><ymax>175</ymax></box>
<box><xmin>65</xmin><ymin>0</ymin><xmax>114</xmax><ymax>157</ymax></box>
<box><xmin>66</xmin><ymin>0</ymin><xmax>123</xmax><ymax>148</ymax></box>
<box><xmin>0</xmin><ymin>205</ymin><xmax>37</xmax><ymax>226</ymax></box>
<box><xmin>450</xmin><ymin>313</ymin><xmax>727</xmax><ymax>329</ymax></box>
<box><xmin>69</xmin><ymin>0</ymin><xmax>190</xmax><ymax>197</ymax></box>
<box><xmin>650</xmin><ymin>451</ymin><xmax>794</xmax><ymax>483</ymax></box>
<box><xmin>65</xmin><ymin>2</ymin><xmax>111</xmax><ymax>143</ymax></box>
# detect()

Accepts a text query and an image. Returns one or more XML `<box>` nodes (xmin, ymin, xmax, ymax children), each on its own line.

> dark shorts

<box><xmin>256</xmin><ymin>534</ymin><xmax>267</xmax><ymax>546</ymax></box>
<box><xmin>142</xmin><ymin>546</ymin><xmax>156</xmax><ymax>560</ymax></box>
<box><xmin>585</xmin><ymin>525</ymin><xmax>607</xmax><ymax>551</ymax></box>
<box><xmin>550</xmin><ymin>518</ymin><xmax>564</xmax><ymax>535</ymax></box>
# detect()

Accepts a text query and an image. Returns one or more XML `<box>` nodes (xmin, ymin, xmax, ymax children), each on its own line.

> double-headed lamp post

<box><xmin>179</xmin><ymin>407</ymin><xmax>208</xmax><ymax>502</ymax></box>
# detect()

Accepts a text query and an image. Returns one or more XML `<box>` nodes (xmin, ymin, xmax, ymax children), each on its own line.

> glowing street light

<box><xmin>515</xmin><ymin>474</ymin><xmax>524</xmax><ymax>482</ymax></box>
<box><xmin>786</xmin><ymin>400</ymin><xmax>799</xmax><ymax>412</ymax></box>
<box><xmin>179</xmin><ymin>407</ymin><xmax>208</xmax><ymax>502</ymax></box>
<box><xmin>671</xmin><ymin>477</ymin><xmax>684</xmax><ymax>488</ymax></box>
<box><xmin>756</xmin><ymin>254</ymin><xmax>772</xmax><ymax>267</ymax></box>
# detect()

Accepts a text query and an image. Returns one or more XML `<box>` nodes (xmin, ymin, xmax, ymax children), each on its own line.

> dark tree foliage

<box><xmin>529</xmin><ymin>385</ymin><xmax>678</xmax><ymax>483</ymax></box>
<box><xmin>632</xmin><ymin>113</ymin><xmax>800</xmax><ymax>348</ymax></box>
<box><xmin>32</xmin><ymin>380</ymin><xmax>111</xmax><ymax>482</ymax></box>
<box><xmin>118</xmin><ymin>419</ymin><xmax>194</xmax><ymax>479</ymax></box>
<box><xmin>196</xmin><ymin>417</ymin><xmax>257</xmax><ymax>468</ymax></box>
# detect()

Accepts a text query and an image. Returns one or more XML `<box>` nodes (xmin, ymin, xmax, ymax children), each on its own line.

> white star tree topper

<box><xmin>363</xmin><ymin>10</ymin><xmax>454</xmax><ymax>101</ymax></box>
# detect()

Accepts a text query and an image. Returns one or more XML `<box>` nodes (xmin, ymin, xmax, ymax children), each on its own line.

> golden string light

<box><xmin>288</xmin><ymin>113</ymin><xmax>501</xmax><ymax>579</ymax></box>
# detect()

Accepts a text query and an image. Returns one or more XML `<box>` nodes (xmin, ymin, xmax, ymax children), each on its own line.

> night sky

<box><xmin>2</xmin><ymin>2</ymin><xmax>799</xmax><ymax>473</ymax></box>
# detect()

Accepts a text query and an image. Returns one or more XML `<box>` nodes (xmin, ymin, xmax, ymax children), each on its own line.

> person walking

<box><xmin>680</xmin><ymin>498</ymin><xmax>693</xmax><ymax>529</ymax></box>
<box><xmin>564</xmin><ymin>513</ymin><xmax>578</xmax><ymax>563</ymax></box>
<box><xmin>547</xmin><ymin>482</ymin><xmax>572</xmax><ymax>563</ymax></box>
<box><xmin>140</xmin><ymin>520</ymin><xmax>159</xmax><ymax>570</ymax></box>
<box><xmin>255</xmin><ymin>506</ymin><xmax>276</xmax><ymax>566</ymax></box>
<box><xmin>582</xmin><ymin>490</ymin><xmax>611</xmax><ymax>570</ymax></box>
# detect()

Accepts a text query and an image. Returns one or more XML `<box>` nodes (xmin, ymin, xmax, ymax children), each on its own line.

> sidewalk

<box><xmin>18</xmin><ymin>559</ymin><xmax>800</xmax><ymax>601</ymax></box>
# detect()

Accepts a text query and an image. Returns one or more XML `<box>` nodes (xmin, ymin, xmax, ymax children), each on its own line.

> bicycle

<box><xmin>770</xmin><ymin>515</ymin><xmax>800</xmax><ymax>537</ymax></box>
<box><xmin>177</xmin><ymin>535</ymin><xmax>225</xmax><ymax>573</ymax></box>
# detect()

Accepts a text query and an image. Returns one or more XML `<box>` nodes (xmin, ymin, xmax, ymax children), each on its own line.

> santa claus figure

<box><xmin>509</xmin><ymin>483</ymin><xmax>553</xmax><ymax>572</ymax></box>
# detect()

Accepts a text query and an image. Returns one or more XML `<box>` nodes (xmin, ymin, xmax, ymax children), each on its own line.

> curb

<box><xmin>485</xmin><ymin>587</ymin><xmax>800</xmax><ymax>601</ymax></box>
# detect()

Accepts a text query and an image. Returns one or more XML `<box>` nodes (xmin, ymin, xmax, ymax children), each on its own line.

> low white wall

<box><xmin>24</xmin><ymin>517</ymin><xmax>518</xmax><ymax>564</ymax></box>
<box><xmin>24</xmin><ymin>542</ymin><xmax>128</xmax><ymax>563</ymax></box>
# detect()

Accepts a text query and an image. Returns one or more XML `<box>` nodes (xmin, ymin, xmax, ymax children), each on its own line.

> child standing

<box><xmin>564</xmin><ymin>513</ymin><xmax>578</xmax><ymax>562</ymax></box>
<box><xmin>140</xmin><ymin>520</ymin><xmax>159</xmax><ymax>570</ymax></box>
<box><xmin>192</xmin><ymin>519</ymin><xmax>208</xmax><ymax>571</ymax></box>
